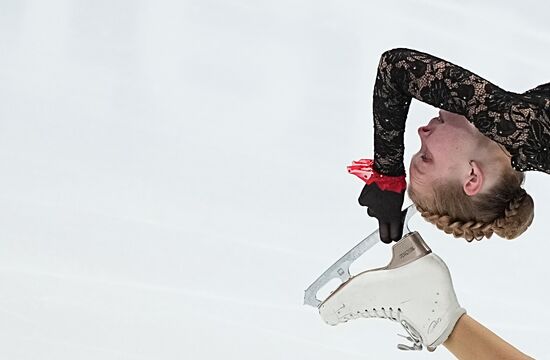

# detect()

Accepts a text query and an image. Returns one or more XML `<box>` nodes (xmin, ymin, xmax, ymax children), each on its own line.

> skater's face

<box><xmin>408</xmin><ymin>110</ymin><xmax>509</xmax><ymax>197</ymax></box>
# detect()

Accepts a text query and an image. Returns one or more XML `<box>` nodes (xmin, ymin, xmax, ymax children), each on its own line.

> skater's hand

<box><xmin>347</xmin><ymin>159</ymin><xmax>406</xmax><ymax>244</ymax></box>
<box><xmin>359</xmin><ymin>182</ymin><xmax>405</xmax><ymax>244</ymax></box>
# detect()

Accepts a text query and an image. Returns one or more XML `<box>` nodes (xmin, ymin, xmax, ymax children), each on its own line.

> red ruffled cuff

<box><xmin>347</xmin><ymin>158</ymin><xmax>406</xmax><ymax>193</ymax></box>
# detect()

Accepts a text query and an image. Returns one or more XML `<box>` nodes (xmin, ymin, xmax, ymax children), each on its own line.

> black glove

<box><xmin>358</xmin><ymin>182</ymin><xmax>405</xmax><ymax>244</ymax></box>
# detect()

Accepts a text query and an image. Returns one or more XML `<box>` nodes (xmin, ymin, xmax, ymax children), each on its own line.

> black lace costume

<box><xmin>373</xmin><ymin>48</ymin><xmax>550</xmax><ymax>177</ymax></box>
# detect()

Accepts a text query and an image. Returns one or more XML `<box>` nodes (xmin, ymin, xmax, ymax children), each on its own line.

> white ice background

<box><xmin>0</xmin><ymin>0</ymin><xmax>549</xmax><ymax>359</ymax></box>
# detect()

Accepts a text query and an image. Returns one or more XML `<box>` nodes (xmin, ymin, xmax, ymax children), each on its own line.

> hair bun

<box><xmin>492</xmin><ymin>189</ymin><xmax>534</xmax><ymax>239</ymax></box>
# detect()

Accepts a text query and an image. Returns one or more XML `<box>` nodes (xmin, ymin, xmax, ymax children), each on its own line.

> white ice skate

<box><xmin>304</xmin><ymin>206</ymin><xmax>466</xmax><ymax>352</ymax></box>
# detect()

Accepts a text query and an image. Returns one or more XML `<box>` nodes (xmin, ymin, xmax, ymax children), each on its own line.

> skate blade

<box><xmin>318</xmin><ymin>231</ymin><xmax>432</xmax><ymax>309</ymax></box>
<box><xmin>303</xmin><ymin>205</ymin><xmax>420</xmax><ymax>308</ymax></box>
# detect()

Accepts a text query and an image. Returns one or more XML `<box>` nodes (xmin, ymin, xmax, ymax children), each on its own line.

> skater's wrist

<box><xmin>347</xmin><ymin>159</ymin><xmax>406</xmax><ymax>193</ymax></box>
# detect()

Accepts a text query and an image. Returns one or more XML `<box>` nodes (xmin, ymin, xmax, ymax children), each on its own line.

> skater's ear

<box><xmin>463</xmin><ymin>160</ymin><xmax>483</xmax><ymax>196</ymax></box>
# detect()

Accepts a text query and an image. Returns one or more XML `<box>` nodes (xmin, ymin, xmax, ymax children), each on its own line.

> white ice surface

<box><xmin>0</xmin><ymin>0</ymin><xmax>549</xmax><ymax>359</ymax></box>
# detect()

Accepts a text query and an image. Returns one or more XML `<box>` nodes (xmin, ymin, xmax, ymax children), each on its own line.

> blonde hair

<box><xmin>408</xmin><ymin>168</ymin><xmax>534</xmax><ymax>242</ymax></box>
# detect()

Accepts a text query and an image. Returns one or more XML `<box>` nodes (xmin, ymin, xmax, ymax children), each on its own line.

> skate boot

<box><xmin>319</xmin><ymin>232</ymin><xmax>466</xmax><ymax>352</ymax></box>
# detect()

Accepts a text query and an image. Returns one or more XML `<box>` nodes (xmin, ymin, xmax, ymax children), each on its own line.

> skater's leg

<box><xmin>443</xmin><ymin>314</ymin><xmax>534</xmax><ymax>360</ymax></box>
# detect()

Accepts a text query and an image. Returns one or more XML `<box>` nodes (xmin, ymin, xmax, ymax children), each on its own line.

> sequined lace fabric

<box><xmin>373</xmin><ymin>48</ymin><xmax>550</xmax><ymax>176</ymax></box>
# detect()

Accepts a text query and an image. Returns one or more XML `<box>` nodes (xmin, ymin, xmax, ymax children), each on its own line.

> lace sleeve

<box><xmin>373</xmin><ymin>48</ymin><xmax>550</xmax><ymax>175</ymax></box>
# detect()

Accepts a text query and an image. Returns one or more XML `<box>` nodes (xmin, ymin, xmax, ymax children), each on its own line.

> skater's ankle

<box><xmin>443</xmin><ymin>314</ymin><xmax>534</xmax><ymax>360</ymax></box>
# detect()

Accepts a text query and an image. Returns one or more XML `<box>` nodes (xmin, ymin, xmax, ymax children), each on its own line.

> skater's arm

<box><xmin>443</xmin><ymin>314</ymin><xmax>534</xmax><ymax>360</ymax></box>
<box><xmin>373</xmin><ymin>48</ymin><xmax>550</xmax><ymax>176</ymax></box>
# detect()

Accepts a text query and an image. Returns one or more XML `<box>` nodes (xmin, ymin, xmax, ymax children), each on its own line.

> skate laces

<box><xmin>345</xmin><ymin>306</ymin><xmax>424</xmax><ymax>351</ymax></box>
<box><xmin>397</xmin><ymin>320</ymin><xmax>423</xmax><ymax>351</ymax></box>
<box><xmin>342</xmin><ymin>306</ymin><xmax>402</xmax><ymax>322</ymax></box>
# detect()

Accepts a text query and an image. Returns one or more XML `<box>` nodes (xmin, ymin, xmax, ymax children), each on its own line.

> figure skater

<box><xmin>351</xmin><ymin>48</ymin><xmax>548</xmax><ymax>243</ymax></box>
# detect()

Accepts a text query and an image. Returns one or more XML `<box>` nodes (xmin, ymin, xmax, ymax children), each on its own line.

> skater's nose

<box><xmin>418</xmin><ymin>117</ymin><xmax>441</xmax><ymax>138</ymax></box>
<box><xmin>418</xmin><ymin>125</ymin><xmax>431</xmax><ymax>138</ymax></box>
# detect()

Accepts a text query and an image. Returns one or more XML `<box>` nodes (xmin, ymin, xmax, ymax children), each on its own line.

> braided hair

<box><xmin>408</xmin><ymin>169</ymin><xmax>534</xmax><ymax>242</ymax></box>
